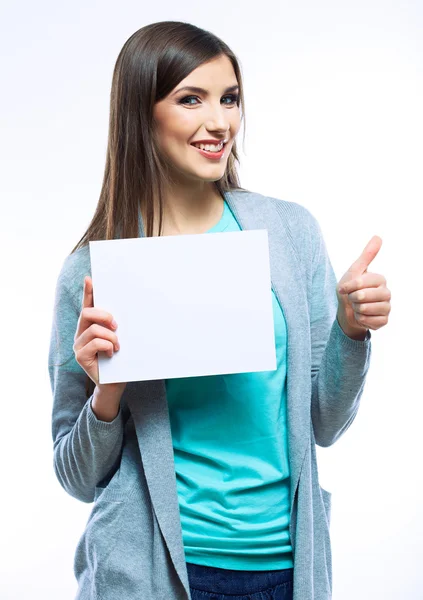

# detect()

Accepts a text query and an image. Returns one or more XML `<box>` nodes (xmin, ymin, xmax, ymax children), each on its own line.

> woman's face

<box><xmin>153</xmin><ymin>54</ymin><xmax>241</xmax><ymax>185</ymax></box>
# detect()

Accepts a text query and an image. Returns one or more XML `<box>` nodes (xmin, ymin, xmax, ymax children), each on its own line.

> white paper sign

<box><xmin>89</xmin><ymin>230</ymin><xmax>276</xmax><ymax>384</ymax></box>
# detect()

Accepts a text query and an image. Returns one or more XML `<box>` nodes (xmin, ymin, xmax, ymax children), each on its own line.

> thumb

<box><xmin>347</xmin><ymin>235</ymin><xmax>382</xmax><ymax>276</ymax></box>
<box><xmin>82</xmin><ymin>275</ymin><xmax>94</xmax><ymax>309</ymax></box>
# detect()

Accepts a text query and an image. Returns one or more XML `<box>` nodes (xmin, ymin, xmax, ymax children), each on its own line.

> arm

<box><xmin>48</xmin><ymin>258</ymin><xmax>125</xmax><ymax>502</ymax></box>
<box><xmin>308</xmin><ymin>214</ymin><xmax>372</xmax><ymax>447</ymax></box>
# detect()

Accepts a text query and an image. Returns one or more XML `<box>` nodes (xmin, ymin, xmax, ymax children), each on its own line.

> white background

<box><xmin>1</xmin><ymin>1</ymin><xmax>422</xmax><ymax>598</ymax></box>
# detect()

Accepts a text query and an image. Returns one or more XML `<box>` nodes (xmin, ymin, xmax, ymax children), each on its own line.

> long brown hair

<box><xmin>71</xmin><ymin>20</ymin><xmax>247</xmax><ymax>252</ymax></box>
<box><xmin>67</xmin><ymin>21</ymin><xmax>248</xmax><ymax>399</ymax></box>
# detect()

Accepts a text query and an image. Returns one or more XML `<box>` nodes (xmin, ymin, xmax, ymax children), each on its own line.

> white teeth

<box><xmin>193</xmin><ymin>142</ymin><xmax>223</xmax><ymax>152</ymax></box>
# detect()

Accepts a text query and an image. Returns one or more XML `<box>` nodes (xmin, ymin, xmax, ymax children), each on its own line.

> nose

<box><xmin>204</xmin><ymin>102</ymin><xmax>231</xmax><ymax>135</ymax></box>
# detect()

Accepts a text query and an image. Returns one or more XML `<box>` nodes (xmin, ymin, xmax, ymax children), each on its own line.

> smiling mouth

<box><xmin>189</xmin><ymin>140</ymin><xmax>229</xmax><ymax>160</ymax></box>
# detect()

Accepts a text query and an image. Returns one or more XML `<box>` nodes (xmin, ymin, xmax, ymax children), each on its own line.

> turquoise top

<box><xmin>165</xmin><ymin>200</ymin><xmax>294</xmax><ymax>569</ymax></box>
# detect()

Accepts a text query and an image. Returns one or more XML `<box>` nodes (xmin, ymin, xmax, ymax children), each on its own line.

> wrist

<box><xmin>336</xmin><ymin>314</ymin><xmax>368</xmax><ymax>341</ymax></box>
<box><xmin>92</xmin><ymin>386</ymin><xmax>122</xmax><ymax>422</ymax></box>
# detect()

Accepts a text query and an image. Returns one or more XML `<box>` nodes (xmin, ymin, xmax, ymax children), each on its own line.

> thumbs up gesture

<box><xmin>336</xmin><ymin>236</ymin><xmax>391</xmax><ymax>340</ymax></box>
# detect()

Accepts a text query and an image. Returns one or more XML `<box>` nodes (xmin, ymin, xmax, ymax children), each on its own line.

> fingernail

<box><xmin>111</xmin><ymin>319</ymin><xmax>117</xmax><ymax>329</ymax></box>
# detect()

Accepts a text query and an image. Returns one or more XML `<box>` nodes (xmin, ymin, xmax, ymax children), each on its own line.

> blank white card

<box><xmin>89</xmin><ymin>229</ymin><xmax>276</xmax><ymax>384</ymax></box>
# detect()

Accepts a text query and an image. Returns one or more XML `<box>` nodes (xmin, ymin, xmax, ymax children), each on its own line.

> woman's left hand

<box><xmin>336</xmin><ymin>235</ymin><xmax>391</xmax><ymax>340</ymax></box>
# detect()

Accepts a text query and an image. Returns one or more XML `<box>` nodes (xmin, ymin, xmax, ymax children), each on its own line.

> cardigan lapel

<box><xmin>223</xmin><ymin>190</ymin><xmax>312</xmax><ymax>512</ymax></box>
<box><xmin>130</xmin><ymin>189</ymin><xmax>312</xmax><ymax>590</ymax></box>
<box><xmin>125</xmin><ymin>379</ymin><xmax>188</xmax><ymax>587</ymax></box>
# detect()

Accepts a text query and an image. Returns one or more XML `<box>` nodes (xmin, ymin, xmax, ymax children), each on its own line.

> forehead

<box><xmin>174</xmin><ymin>55</ymin><xmax>237</xmax><ymax>91</ymax></box>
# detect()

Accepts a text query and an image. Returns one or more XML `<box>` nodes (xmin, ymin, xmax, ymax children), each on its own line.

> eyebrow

<box><xmin>172</xmin><ymin>84</ymin><xmax>239</xmax><ymax>96</ymax></box>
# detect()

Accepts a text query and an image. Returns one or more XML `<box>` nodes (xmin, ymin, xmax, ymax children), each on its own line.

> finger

<box><xmin>353</xmin><ymin>314</ymin><xmax>389</xmax><ymax>329</ymax></box>
<box><xmin>75</xmin><ymin>338</ymin><xmax>116</xmax><ymax>376</ymax></box>
<box><xmin>73</xmin><ymin>322</ymin><xmax>120</xmax><ymax>353</ymax></box>
<box><xmin>78</xmin><ymin>307</ymin><xmax>117</xmax><ymax>335</ymax></box>
<box><xmin>339</xmin><ymin>273</ymin><xmax>386</xmax><ymax>295</ymax></box>
<box><xmin>84</xmin><ymin>337</ymin><xmax>115</xmax><ymax>358</ymax></box>
<box><xmin>351</xmin><ymin>301</ymin><xmax>391</xmax><ymax>316</ymax></box>
<box><xmin>348</xmin><ymin>287</ymin><xmax>391</xmax><ymax>303</ymax></box>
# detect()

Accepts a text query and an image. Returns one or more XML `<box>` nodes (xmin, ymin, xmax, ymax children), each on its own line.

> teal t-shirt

<box><xmin>166</xmin><ymin>200</ymin><xmax>294</xmax><ymax>570</ymax></box>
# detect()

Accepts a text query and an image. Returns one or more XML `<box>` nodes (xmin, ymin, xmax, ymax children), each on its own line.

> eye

<box><xmin>179</xmin><ymin>94</ymin><xmax>240</xmax><ymax>106</ymax></box>
<box><xmin>223</xmin><ymin>94</ymin><xmax>240</xmax><ymax>105</ymax></box>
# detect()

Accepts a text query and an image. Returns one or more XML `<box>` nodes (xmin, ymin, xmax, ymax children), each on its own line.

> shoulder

<box><xmin>228</xmin><ymin>188</ymin><xmax>323</xmax><ymax>245</ymax></box>
<box><xmin>55</xmin><ymin>245</ymin><xmax>91</xmax><ymax>310</ymax></box>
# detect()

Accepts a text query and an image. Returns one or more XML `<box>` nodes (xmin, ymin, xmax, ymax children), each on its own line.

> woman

<box><xmin>48</xmin><ymin>21</ymin><xmax>391</xmax><ymax>600</ymax></box>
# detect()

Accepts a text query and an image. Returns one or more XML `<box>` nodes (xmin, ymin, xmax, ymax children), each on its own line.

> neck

<box><xmin>141</xmin><ymin>181</ymin><xmax>224</xmax><ymax>236</ymax></box>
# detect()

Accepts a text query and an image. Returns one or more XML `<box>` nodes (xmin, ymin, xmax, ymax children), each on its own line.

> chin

<box><xmin>178</xmin><ymin>166</ymin><xmax>227</xmax><ymax>182</ymax></box>
<box><xmin>194</xmin><ymin>172</ymin><xmax>226</xmax><ymax>183</ymax></box>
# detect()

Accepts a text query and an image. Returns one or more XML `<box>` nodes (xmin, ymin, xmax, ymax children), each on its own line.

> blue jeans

<box><xmin>186</xmin><ymin>562</ymin><xmax>294</xmax><ymax>600</ymax></box>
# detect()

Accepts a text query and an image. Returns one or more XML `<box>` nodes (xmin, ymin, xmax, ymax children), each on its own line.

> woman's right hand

<box><xmin>73</xmin><ymin>276</ymin><xmax>127</xmax><ymax>398</ymax></box>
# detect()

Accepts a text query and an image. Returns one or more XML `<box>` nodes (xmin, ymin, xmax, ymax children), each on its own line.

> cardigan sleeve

<box><xmin>307</xmin><ymin>213</ymin><xmax>372</xmax><ymax>447</ymax></box>
<box><xmin>48</xmin><ymin>257</ymin><xmax>125</xmax><ymax>503</ymax></box>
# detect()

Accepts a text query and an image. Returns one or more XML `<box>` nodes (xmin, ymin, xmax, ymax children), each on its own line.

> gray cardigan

<box><xmin>48</xmin><ymin>188</ymin><xmax>372</xmax><ymax>599</ymax></box>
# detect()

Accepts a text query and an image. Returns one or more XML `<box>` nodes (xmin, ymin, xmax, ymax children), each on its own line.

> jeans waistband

<box><xmin>186</xmin><ymin>562</ymin><xmax>294</xmax><ymax>595</ymax></box>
